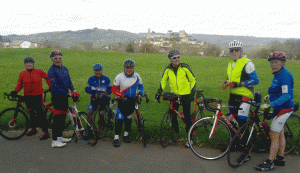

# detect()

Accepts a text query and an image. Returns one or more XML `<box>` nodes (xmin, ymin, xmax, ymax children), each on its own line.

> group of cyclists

<box><xmin>10</xmin><ymin>40</ymin><xmax>295</xmax><ymax>171</ymax></box>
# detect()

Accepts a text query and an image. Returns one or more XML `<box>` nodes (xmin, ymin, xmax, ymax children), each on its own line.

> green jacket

<box><xmin>158</xmin><ymin>63</ymin><xmax>196</xmax><ymax>96</ymax></box>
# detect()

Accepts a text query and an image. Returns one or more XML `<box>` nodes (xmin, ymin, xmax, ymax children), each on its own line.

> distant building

<box><xmin>6</xmin><ymin>40</ymin><xmax>38</xmax><ymax>48</ymax></box>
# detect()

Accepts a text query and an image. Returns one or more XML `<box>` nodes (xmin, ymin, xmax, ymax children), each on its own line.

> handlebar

<box><xmin>4</xmin><ymin>92</ymin><xmax>24</xmax><ymax>102</ymax></box>
<box><xmin>111</xmin><ymin>92</ymin><xmax>150</xmax><ymax>104</ymax></box>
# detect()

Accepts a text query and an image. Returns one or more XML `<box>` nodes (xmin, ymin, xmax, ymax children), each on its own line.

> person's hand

<box><xmin>264</xmin><ymin>95</ymin><xmax>270</xmax><ymax>103</ymax></box>
<box><xmin>138</xmin><ymin>94</ymin><xmax>142</xmax><ymax>99</ymax></box>
<box><xmin>228</xmin><ymin>82</ymin><xmax>243</xmax><ymax>88</ymax></box>
<box><xmin>260</xmin><ymin>104</ymin><xmax>270</xmax><ymax>110</ymax></box>
<box><xmin>71</xmin><ymin>91</ymin><xmax>80</xmax><ymax>98</ymax></box>
<box><xmin>222</xmin><ymin>83</ymin><xmax>228</xmax><ymax>89</ymax></box>
<box><xmin>10</xmin><ymin>91</ymin><xmax>17</xmax><ymax>97</ymax></box>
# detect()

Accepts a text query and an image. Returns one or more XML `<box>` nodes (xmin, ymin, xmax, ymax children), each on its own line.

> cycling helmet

<box><xmin>268</xmin><ymin>52</ymin><xmax>286</xmax><ymax>62</ymax></box>
<box><xmin>123</xmin><ymin>59</ymin><xmax>135</xmax><ymax>67</ymax></box>
<box><xmin>228</xmin><ymin>40</ymin><xmax>243</xmax><ymax>49</ymax></box>
<box><xmin>50</xmin><ymin>50</ymin><xmax>62</xmax><ymax>58</ymax></box>
<box><xmin>168</xmin><ymin>49</ymin><xmax>180</xmax><ymax>58</ymax></box>
<box><xmin>24</xmin><ymin>57</ymin><xmax>35</xmax><ymax>64</ymax></box>
<box><xmin>93</xmin><ymin>63</ymin><xmax>103</xmax><ymax>71</ymax></box>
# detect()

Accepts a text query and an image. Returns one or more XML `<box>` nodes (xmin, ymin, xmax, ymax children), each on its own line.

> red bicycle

<box><xmin>0</xmin><ymin>89</ymin><xmax>54</xmax><ymax>140</ymax></box>
<box><xmin>156</xmin><ymin>90</ymin><xmax>209</xmax><ymax>148</ymax></box>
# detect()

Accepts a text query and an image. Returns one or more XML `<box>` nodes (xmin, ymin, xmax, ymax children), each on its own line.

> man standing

<box><xmin>155</xmin><ymin>49</ymin><xmax>196</xmax><ymax>148</ymax></box>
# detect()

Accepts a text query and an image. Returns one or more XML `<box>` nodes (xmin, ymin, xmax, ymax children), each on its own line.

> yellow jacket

<box><xmin>158</xmin><ymin>63</ymin><xmax>196</xmax><ymax>96</ymax></box>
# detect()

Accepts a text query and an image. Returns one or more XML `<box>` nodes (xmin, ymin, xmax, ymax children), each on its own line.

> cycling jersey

<box><xmin>48</xmin><ymin>65</ymin><xmax>75</xmax><ymax>96</ymax></box>
<box><xmin>158</xmin><ymin>63</ymin><xmax>196</xmax><ymax>96</ymax></box>
<box><xmin>112</xmin><ymin>72</ymin><xmax>144</xmax><ymax>98</ymax></box>
<box><xmin>14</xmin><ymin>68</ymin><xmax>51</xmax><ymax>96</ymax></box>
<box><xmin>85</xmin><ymin>75</ymin><xmax>112</xmax><ymax>97</ymax></box>
<box><xmin>268</xmin><ymin>67</ymin><xmax>294</xmax><ymax>110</ymax></box>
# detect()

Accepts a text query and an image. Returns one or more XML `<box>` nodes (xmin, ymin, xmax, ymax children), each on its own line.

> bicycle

<box><xmin>0</xmin><ymin>90</ymin><xmax>53</xmax><ymax>140</ymax></box>
<box><xmin>90</xmin><ymin>90</ymin><xmax>115</xmax><ymax>140</ymax></box>
<box><xmin>61</xmin><ymin>97</ymin><xmax>98</xmax><ymax>146</ymax></box>
<box><xmin>156</xmin><ymin>90</ymin><xmax>208</xmax><ymax>148</ymax></box>
<box><xmin>227</xmin><ymin>101</ymin><xmax>300</xmax><ymax>168</ymax></box>
<box><xmin>187</xmin><ymin>97</ymin><xmax>242</xmax><ymax>160</ymax></box>
<box><xmin>110</xmin><ymin>92</ymin><xmax>150</xmax><ymax>147</ymax></box>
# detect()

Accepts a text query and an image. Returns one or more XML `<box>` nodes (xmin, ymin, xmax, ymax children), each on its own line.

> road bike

<box><xmin>156</xmin><ymin>90</ymin><xmax>208</xmax><ymax>148</ymax></box>
<box><xmin>0</xmin><ymin>90</ymin><xmax>53</xmax><ymax>140</ymax></box>
<box><xmin>110</xmin><ymin>92</ymin><xmax>150</xmax><ymax>147</ymax></box>
<box><xmin>227</xmin><ymin>101</ymin><xmax>300</xmax><ymax>168</ymax></box>
<box><xmin>61</xmin><ymin>97</ymin><xmax>98</xmax><ymax>146</ymax></box>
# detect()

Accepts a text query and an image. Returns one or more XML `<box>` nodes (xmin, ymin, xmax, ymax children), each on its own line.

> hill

<box><xmin>2</xmin><ymin>28</ymin><xmax>299</xmax><ymax>49</ymax></box>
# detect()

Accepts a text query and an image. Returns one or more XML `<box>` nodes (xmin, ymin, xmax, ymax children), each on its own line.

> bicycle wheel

<box><xmin>284</xmin><ymin>114</ymin><xmax>300</xmax><ymax>155</ymax></box>
<box><xmin>188</xmin><ymin>116</ymin><xmax>231</xmax><ymax>160</ymax></box>
<box><xmin>160</xmin><ymin>111</ymin><xmax>174</xmax><ymax>148</ymax></box>
<box><xmin>191</xmin><ymin>109</ymin><xmax>206</xmax><ymax>123</ymax></box>
<box><xmin>0</xmin><ymin>108</ymin><xmax>29</xmax><ymax>140</ymax></box>
<box><xmin>79</xmin><ymin>112</ymin><xmax>98</xmax><ymax>146</ymax></box>
<box><xmin>136</xmin><ymin>110</ymin><xmax>147</xmax><ymax>147</ymax></box>
<box><xmin>96</xmin><ymin>108</ymin><xmax>114</xmax><ymax>139</ymax></box>
<box><xmin>227</xmin><ymin>122</ymin><xmax>253</xmax><ymax>168</ymax></box>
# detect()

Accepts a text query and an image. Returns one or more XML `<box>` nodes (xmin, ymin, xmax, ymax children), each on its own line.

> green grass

<box><xmin>1</xmin><ymin>48</ymin><xmax>299</xmax><ymax>148</ymax></box>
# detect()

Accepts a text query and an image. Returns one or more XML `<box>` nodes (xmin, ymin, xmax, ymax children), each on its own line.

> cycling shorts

<box><xmin>270</xmin><ymin>111</ymin><xmax>293</xmax><ymax>132</ymax></box>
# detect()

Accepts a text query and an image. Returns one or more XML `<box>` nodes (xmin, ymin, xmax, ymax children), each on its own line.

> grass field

<box><xmin>0</xmin><ymin>48</ymin><xmax>299</xmax><ymax>148</ymax></box>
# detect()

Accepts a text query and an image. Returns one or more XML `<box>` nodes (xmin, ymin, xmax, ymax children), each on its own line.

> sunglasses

<box><xmin>53</xmin><ymin>57</ymin><xmax>62</xmax><ymax>60</ymax></box>
<box><xmin>171</xmin><ymin>56</ymin><xmax>180</xmax><ymax>60</ymax></box>
<box><xmin>229</xmin><ymin>49</ymin><xmax>241</xmax><ymax>53</ymax></box>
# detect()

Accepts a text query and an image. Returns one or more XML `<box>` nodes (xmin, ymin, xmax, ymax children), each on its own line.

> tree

<box><xmin>126</xmin><ymin>42</ymin><xmax>135</xmax><ymax>53</ymax></box>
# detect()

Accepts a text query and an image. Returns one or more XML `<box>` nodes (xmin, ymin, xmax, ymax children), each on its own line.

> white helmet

<box><xmin>229</xmin><ymin>40</ymin><xmax>243</xmax><ymax>49</ymax></box>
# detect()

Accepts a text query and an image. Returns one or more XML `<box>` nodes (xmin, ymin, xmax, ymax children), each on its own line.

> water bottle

<box><xmin>227</xmin><ymin>114</ymin><xmax>239</xmax><ymax>128</ymax></box>
<box><xmin>261</xmin><ymin>121</ymin><xmax>270</xmax><ymax>133</ymax></box>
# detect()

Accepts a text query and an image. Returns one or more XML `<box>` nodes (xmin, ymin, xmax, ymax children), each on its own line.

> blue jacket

<box><xmin>48</xmin><ymin>65</ymin><xmax>75</xmax><ymax>96</ymax></box>
<box><xmin>268</xmin><ymin>67</ymin><xmax>294</xmax><ymax>110</ymax></box>
<box><xmin>85</xmin><ymin>75</ymin><xmax>112</xmax><ymax>98</ymax></box>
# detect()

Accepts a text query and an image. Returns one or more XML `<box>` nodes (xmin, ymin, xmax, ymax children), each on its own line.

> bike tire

<box><xmin>284</xmin><ymin>114</ymin><xmax>300</xmax><ymax>155</ymax></box>
<box><xmin>0</xmin><ymin>108</ymin><xmax>30</xmax><ymax>140</ymax></box>
<box><xmin>188</xmin><ymin>116</ymin><xmax>231</xmax><ymax>160</ymax></box>
<box><xmin>227</xmin><ymin>122</ymin><xmax>253</xmax><ymax>168</ymax></box>
<box><xmin>79</xmin><ymin>112</ymin><xmax>98</xmax><ymax>146</ymax></box>
<box><xmin>136</xmin><ymin>110</ymin><xmax>147</xmax><ymax>147</ymax></box>
<box><xmin>159</xmin><ymin>111</ymin><xmax>174</xmax><ymax>148</ymax></box>
<box><xmin>96</xmin><ymin>108</ymin><xmax>114</xmax><ymax>139</ymax></box>
<box><xmin>191</xmin><ymin>109</ymin><xmax>206</xmax><ymax>123</ymax></box>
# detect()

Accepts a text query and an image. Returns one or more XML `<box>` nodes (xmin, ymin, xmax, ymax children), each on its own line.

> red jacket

<box><xmin>14</xmin><ymin>68</ymin><xmax>51</xmax><ymax>96</ymax></box>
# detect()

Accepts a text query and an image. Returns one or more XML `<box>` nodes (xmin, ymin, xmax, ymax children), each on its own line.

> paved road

<box><xmin>1</xmin><ymin>135</ymin><xmax>299</xmax><ymax>173</ymax></box>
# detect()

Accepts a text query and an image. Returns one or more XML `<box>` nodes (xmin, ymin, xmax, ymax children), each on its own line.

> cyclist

<box><xmin>11</xmin><ymin>57</ymin><xmax>51</xmax><ymax>140</ymax></box>
<box><xmin>111</xmin><ymin>59</ymin><xmax>144</xmax><ymax>147</ymax></box>
<box><xmin>255</xmin><ymin>52</ymin><xmax>294</xmax><ymax>171</ymax></box>
<box><xmin>85</xmin><ymin>63</ymin><xmax>112</xmax><ymax>120</ymax></box>
<box><xmin>48</xmin><ymin>50</ymin><xmax>80</xmax><ymax>148</ymax></box>
<box><xmin>155</xmin><ymin>49</ymin><xmax>196</xmax><ymax>148</ymax></box>
<box><xmin>222</xmin><ymin>40</ymin><xmax>259</xmax><ymax>130</ymax></box>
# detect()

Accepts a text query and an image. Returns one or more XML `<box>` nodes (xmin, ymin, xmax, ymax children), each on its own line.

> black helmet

<box><xmin>50</xmin><ymin>50</ymin><xmax>62</xmax><ymax>58</ymax></box>
<box><xmin>24</xmin><ymin>57</ymin><xmax>35</xmax><ymax>64</ymax></box>
<box><xmin>123</xmin><ymin>59</ymin><xmax>135</xmax><ymax>67</ymax></box>
<box><xmin>168</xmin><ymin>49</ymin><xmax>180</xmax><ymax>58</ymax></box>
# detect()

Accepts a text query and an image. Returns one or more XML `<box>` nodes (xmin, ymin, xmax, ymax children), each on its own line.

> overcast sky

<box><xmin>1</xmin><ymin>0</ymin><xmax>299</xmax><ymax>38</ymax></box>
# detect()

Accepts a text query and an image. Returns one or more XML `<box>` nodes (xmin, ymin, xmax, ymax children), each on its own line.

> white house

<box><xmin>7</xmin><ymin>40</ymin><xmax>38</xmax><ymax>48</ymax></box>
